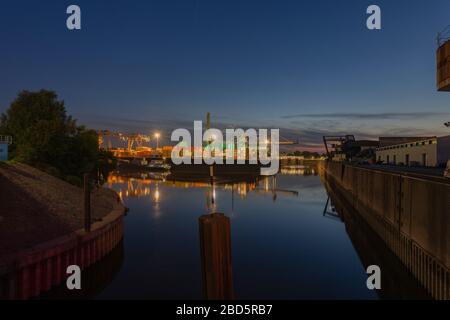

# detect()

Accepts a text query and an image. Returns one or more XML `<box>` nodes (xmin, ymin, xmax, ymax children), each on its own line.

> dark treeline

<box><xmin>0</xmin><ymin>90</ymin><xmax>116</xmax><ymax>186</ymax></box>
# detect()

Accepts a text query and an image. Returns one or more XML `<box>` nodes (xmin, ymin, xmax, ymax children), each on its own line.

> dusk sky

<box><xmin>1</xmin><ymin>0</ymin><xmax>450</xmax><ymax>150</ymax></box>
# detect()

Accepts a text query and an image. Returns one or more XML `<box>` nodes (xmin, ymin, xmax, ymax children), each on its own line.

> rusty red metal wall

<box><xmin>0</xmin><ymin>207</ymin><xmax>124</xmax><ymax>300</ymax></box>
<box><xmin>437</xmin><ymin>40</ymin><xmax>450</xmax><ymax>92</ymax></box>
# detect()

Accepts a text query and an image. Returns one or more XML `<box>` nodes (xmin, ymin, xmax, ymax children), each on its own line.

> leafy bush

<box><xmin>0</xmin><ymin>90</ymin><xmax>116</xmax><ymax>182</ymax></box>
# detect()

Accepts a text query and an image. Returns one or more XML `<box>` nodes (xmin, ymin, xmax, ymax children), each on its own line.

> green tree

<box><xmin>0</xmin><ymin>90</ymin><xmax>116</xmax><ymax>184</ymax></box>
<box><xmin>0</xmin><ymin>90</ymin><xmax>76</xmax><ymax>164</ymax></box>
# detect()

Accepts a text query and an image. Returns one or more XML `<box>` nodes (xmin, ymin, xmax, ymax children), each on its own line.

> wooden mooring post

<box><xmin>83</xmin><ymin>173</ymin><xmax>91</xmax><ymax>232</ymax></box>
<box><xmin>198</xmin><ymin>213</ymin><xmax>234</xmax><ymax>300</ymax></box>
<box><xmin>209</xmin><ymin>165</ymin><xmax>215</xmax><ymax>205</ymax></box>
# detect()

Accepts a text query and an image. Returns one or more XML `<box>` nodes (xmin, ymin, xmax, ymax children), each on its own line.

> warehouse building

<box><xmin>376</xmin><ymin>135</ymin><xmax>450</xmax><ymax>167</ymax></box>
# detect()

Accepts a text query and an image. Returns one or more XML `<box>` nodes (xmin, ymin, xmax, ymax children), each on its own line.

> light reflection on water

<box><xmin>93</xmin><ymin>167</ymin><xmax>379</xmax><ymax>300</ymax></box>
<box><xmin>37</xmin><ymin>165</ymin><xmax>430</xmax><ymax>300</ymax></box>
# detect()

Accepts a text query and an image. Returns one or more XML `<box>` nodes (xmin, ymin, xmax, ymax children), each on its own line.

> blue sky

<box><xmin>0</xmin><ymin>0</ymin><xmax>449</xmax><ymax>150</ymax></box>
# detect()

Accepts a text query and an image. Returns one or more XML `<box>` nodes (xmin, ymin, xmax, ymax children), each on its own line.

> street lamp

<box><xmin>154</xmin><ymin>132</ymin><xmax>160</xmax><ymax>149</ymax></box>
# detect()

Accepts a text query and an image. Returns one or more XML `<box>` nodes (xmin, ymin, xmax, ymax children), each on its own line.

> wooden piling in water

<box><xmin>198</xmin><ymin>213</ymin><xmax>234</xmax><ymax>300</ymax></box>
<box><xmin>209</xmin><ymin>165</ymin><xmax>215</xmax><ymax>205</ymax></box>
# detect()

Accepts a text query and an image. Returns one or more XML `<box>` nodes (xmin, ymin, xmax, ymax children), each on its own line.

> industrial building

<box><xmin>376</xmin><ymin>135</ymin><xmax>450</xmax><ymax>167</ymax></box>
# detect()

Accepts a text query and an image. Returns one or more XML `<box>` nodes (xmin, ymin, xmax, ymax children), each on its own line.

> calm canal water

<box><xmin>41</xmin><ymin>166</ymin><xmax>429</xmax><ymax>300</ymax></box>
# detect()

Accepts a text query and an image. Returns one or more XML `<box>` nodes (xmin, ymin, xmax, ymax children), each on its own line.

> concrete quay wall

<box><xmin>323</xmin><ymin>161</ymin><xmax>449</xmax><ymax>300</ymax></box>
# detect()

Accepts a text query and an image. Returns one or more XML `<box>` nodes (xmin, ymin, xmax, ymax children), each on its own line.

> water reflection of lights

<box><xmin>263</xmin><ymin>177</ymin><xmax>270</xmax><ymax>192</ymax></box>
<box><xmin>153</xmin><ymin>184</ymin><xmax>161</xmax><ymax>217</ymax></box>
<box><xmin>108</xmin><ymin>170</ymin><xmax>301</xmax><ymax>204</ymax></box>
<box><xmin>280</xmin><ymin>167</ymin><xmax>316</xmax><ymax>176</ymax></box>
<box><xmin>206</xmin><ymin>186</ymin><xmax>217</xmax><ymax>213</ymax></box>
<box><xmin>154</xmin><ymin>188</ymin><xmax>160</xmax><ymax>202</ymax></box>
<box><xmin>110</xmin><ymin>173</ymin><xmax>260</xmax><ymax>199</ymax></box>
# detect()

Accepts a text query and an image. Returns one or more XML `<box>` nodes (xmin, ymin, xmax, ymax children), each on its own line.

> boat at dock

<box><xmin>117</xmin><ymin>157</ymin><xmax>171</xmax><ymax>173</ymax></box>
<box><xmin>168</xmin><ymin>161</ymin><xmax>268</xmax><ymax>178</ymax></box>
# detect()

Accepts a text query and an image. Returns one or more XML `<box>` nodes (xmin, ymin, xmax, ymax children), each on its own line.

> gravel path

<box><xmin>0</xmin><ymin>163</ymin><xmax>120</xmax><ymax>256</ymax></box>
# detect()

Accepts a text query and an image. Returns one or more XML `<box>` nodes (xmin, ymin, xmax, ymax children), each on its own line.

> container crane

<box><xmin>97</xmin><ymin>130</ymin><xmax>151</xmax><ymax>151</ymax></box>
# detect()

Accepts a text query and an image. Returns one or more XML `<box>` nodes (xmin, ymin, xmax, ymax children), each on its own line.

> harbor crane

<box><xmin>322</xmin><ymin>135</ymin><xmax>357</xmax><ymax>160</ymax></box>
<box><xmin>97</xmin><ymin>130</ymin><xmax>151</xmax><ymax>151</ymax></box>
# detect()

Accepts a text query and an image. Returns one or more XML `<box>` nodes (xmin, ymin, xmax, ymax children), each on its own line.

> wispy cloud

<box><xmin>281</xmin><ymin>112</ymin><xmax>450</xmax><ymax>120</ymax></box>
<box><xmin>72</xmin><ymin>112</ymin><xmax>449</xmax><ymax>153</ymax></box>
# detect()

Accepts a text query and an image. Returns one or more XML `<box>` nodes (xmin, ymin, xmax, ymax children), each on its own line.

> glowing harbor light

<box><xmin>154</xmin><ymin>132</ymin><xmax>161</xmax><ymax>149</ymax></box>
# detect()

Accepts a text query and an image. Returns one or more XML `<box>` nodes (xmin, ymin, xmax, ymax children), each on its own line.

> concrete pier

<box><xmin>321</xmin><ymin>161</ymin><xmax>450</xmax><ymax>299</ymax></box>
